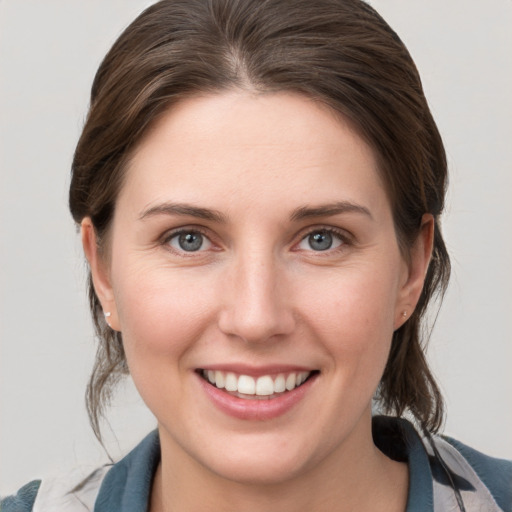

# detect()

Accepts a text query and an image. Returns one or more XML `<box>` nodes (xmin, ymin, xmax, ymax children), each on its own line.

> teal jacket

<box><xmin>2</xmin><ymin>417</ymin><xmax>511</xmax><ymax>511</ymax></box>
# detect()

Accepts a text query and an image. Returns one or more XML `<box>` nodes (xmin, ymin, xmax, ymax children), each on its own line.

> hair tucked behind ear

<box><xmin>85</xmin><ymin>276</ymin><xmax>128</xmax><ymax>444</ymax></box>
<box><xmin>70</xmin><ymin>0</ymin><xmax>450</xmax><ymax>442</ymax></box>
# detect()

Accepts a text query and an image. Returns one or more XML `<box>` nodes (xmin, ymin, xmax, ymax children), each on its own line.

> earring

<box><xmin>104</xmin><ymin>312</ymin><xmax>111</xmax><ymax>318</ymax></box>
<box><xmin>402</xmin><ymin>311</ymin><xmax>408</xmax><ymax>318</ymax></box>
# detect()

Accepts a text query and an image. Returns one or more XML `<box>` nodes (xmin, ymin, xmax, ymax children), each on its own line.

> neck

<box><xmin>150</xmin><ymin>415</ymin><xmax>408</xmax><ymax>512</ymax></box>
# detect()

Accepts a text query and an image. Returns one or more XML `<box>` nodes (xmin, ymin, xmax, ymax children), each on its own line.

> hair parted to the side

<box><xmin>69</xmin><ymin>0</ymin><xmax>450</xmax><ymax>443</ymax></box>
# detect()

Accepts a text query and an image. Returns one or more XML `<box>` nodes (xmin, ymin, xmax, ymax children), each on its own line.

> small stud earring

<box><xmin>104</xmin><ymin>312</ymin><xmax>111</xmax><ymax>318</ymax></box>
<box><xmin>402</xmin><ymin>311</ymin><xmax>408</xmax><ymax>318</ymax></box>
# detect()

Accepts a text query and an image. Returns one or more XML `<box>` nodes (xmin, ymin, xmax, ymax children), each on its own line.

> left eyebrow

<box><xmin>290</xmin><ymin>201</ymin><xmax>373</xmax><ymax>222</ymax></box>
<box><xmin>138</xmin><ymin>202</ymin><xmax>228</xmax><ymax>223</ymax></box>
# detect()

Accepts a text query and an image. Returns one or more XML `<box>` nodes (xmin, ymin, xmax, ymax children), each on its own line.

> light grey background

<box><xmin>1</xmin><ymin>0</ymin><xmax>511</xmax><ymax>494</ymax></box>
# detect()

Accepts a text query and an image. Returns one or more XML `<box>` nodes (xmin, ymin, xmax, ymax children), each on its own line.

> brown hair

<box><xmin>69</xmin><ymin>0</ymin><xmax>450</xmax><ymax>442</ymax></box>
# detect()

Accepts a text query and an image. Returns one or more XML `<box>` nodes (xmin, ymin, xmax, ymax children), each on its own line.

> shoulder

<box><xmin>1</xmin><ymin>480</ymin><xmax>41</xmax><ymax>512</ymax></box>
<box><xmin>441</xmin><ymin>435</ymin><xmax>512</xmax><ymax>510</ymax></box>
<box><xmin>426</xmin><ymin>431</ymin><xmax>512</xmax><ymax>512</ymax></box>
<box><xmin>0</xmin><ymin>431</ymin><xmax>161</xmax><ymax>512</ymax></box>
<box><xmin>372</xmin><ymin>416</ymin><xmax>512</xmax><ymax>512</ymax></box>
<box><xmin>1</xmin><ymin>466</ymin><xmax>110</xmax><ymax>512</ymax></box>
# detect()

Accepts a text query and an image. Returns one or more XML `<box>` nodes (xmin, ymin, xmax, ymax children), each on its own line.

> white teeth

<box><xmin>274</xmin><ymin>374</ymin><xmax>286</xmax><ymax>393</ymax></box>
<box><xmin>202</xmin><ymin>369</ymin><xmax>312</xmax><ymax>396</ymax></box>
<box><xmin>256</xmin><ymin>376</ymin><xmax>274</xmax><ymax>396</ymax></box>
<box><xmin>285</xmin><ymin>373</ymin><xmax>296</xmax><ymax>391</ymax></box>
<box><xmin>298</xmin><ymin>371</ymin><xmax>309</xmax><ymax>385</ymax></box>
<box><xmin>215</xmin><ymin>370</ymin><xmax>225</xmax><ymax>389</ymax></box>
<box><xmin>225</xmin><ymin>372</ymin><xmax>238</xmax><ymax>391</ymax></box>
<box><xmin>238</xmin><ymin>375</ymin><xmax>256</xmax><ymax>395</ymax></box>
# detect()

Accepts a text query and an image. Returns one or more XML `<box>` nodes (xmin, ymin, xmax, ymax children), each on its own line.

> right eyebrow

<box><xmin>290</xmin><ymin>201</ymin><xmax>373</xmax><ymax>222</ymax></box>
<box><xmin>138</xmin><ymin>202</ymin><xmax>228</xmax><ymax>223</ymax></box>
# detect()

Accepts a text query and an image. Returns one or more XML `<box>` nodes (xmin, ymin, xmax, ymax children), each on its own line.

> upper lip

<box><xmin>197</xmin><ymin>364</ymin><xmax>317</xmax><ymax>377</ymax></box>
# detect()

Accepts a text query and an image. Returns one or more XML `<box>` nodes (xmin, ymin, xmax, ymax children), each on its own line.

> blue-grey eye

<box><xmin>309</xmin><ymin>231</ymin><xmax>332</xmax><ymax>251</ymax></box>
<box><xmin>169</xmin><ymin>231</ymin><xmax>211</xmax><ymax>252</ymax></box>
<box><xmin>297</xmin><ymin>230</ymin><xmax>343</xmax><ymax>251</ymax></box>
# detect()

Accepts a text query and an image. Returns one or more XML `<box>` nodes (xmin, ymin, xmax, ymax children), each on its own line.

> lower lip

<box><xmin>197</xmin><ymin>373</ymin><xmax>317</xmax><ymax>421</ymax></box>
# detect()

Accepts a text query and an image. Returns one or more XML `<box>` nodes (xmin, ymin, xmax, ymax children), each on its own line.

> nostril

<box><xmin>217</xmin><ymin>308</ymin><xmax>296</xmax><ymax>344</ymax></box>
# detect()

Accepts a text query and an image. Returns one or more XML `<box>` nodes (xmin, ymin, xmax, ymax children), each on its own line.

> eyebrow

<box><xmin>139</xmin><ymin>200</ymin><xmax>372</xmax><ymax>223</ymax></box>
<box><xmin>139</xmin><ymin>202</ymin><xmax>228</xmax><ymax>223</ymax></box>
<box><xmin>290</xmin><ymin>201</ymin><xmax>373</xmax><ymax>221</ymax></box>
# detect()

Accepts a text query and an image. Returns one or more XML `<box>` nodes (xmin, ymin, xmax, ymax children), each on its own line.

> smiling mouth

<box><xmin>198</xmin><ymin>369</ymin><xmax>318</xmax><ymax>400</ymax></box>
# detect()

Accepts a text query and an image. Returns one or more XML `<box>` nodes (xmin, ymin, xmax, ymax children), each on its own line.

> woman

<box><xmin>2</xmin><ymin>0</ymin><xmax>511</xmax><ymax>511</ymax></box>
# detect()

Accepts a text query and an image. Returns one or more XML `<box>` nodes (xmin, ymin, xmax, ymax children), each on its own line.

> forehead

<box><xmin>120</xmin><ymin>91</ymin><xmax>388</xmax><ymax>218</ymax></box>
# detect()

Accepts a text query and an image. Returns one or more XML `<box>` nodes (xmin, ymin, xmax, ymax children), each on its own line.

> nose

<box><xmin>217</xmin><ymin>249</ymin><xmax>295</xmax><ymax>344</ymax></box>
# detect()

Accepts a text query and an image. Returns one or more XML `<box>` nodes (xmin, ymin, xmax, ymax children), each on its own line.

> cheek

<box><xmin>298</xmin><ymin>262</ymin><xmax>399</xmax><ymax>368</ymax></box>
<box><xmin>110</xmin><ymin>267</ymin><xmax>221</xmax><ymax>419</ymax></box>
<box><xmin>112</xmin><ymin>264</ymin><xmax>216</xmax><ymax>370</ymax></box>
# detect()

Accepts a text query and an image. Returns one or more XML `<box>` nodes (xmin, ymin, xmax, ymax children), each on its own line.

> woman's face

<box><xmin>85</xmin><ymin>92</ymin><xmax>429</xmax><ymax>484</ymax></box>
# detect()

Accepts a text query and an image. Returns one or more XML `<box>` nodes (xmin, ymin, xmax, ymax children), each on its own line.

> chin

<box><xmin>191</xmin><ymin>432</ymin><xmax>322</xmax><ymax>486</ymax></box>
<box><xmin>210</xmin><ymin>455</ymin><xmax>309</xmax><ymax>486</ymax></box>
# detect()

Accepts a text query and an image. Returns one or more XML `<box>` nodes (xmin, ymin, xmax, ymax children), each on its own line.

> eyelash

<box><xmin>160</xmin><ymin>225</ymin><xmax>352</xmax><ymax>256</ymax></box>
<box><xmin>294</xmin><ymin>226</ymin><xmax>352</xmax><ymax>254</ymax></box>
<box><xmin>161</xmin><ymin>227</ymin><xmax>214</xmax><ymax>256</ymax></box>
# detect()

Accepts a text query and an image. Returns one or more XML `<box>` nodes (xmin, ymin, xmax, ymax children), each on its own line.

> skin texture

<box><xmin>82</xmin><ymin>92</ymin><xmax>433</xmax><ymax>511</ymax></box>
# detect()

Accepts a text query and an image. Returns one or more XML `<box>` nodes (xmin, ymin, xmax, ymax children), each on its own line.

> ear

<box><xmin>81</xmin><ymin>218</ymin><xmax>120</xmax><ymax>331</ymax></box>
<box><xmin>394</xmin><ymin>214</ymin><xmax>434</xmax><ymax>330</ymax></box>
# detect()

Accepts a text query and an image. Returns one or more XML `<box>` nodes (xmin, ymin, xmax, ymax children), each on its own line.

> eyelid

<box><xmin>292</xmin><ymin>225</ymin><xmax>353</xmax><ymax>252</ymax></box>
<box><xmin>158</xmin><ymin>224</ymin><xmax>353</xmax><ymax>255</ymax></box>
<box><xmin>161</xmin><ymin>226</ymin><xmax>218</xmax><ymax>255</ymax></box>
